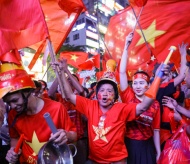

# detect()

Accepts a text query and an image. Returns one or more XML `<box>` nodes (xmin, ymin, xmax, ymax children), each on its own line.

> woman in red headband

<box><xmin>119</xmin><ymin>32</ymin><xmax>161</xmax><ymax>164</ymax></box>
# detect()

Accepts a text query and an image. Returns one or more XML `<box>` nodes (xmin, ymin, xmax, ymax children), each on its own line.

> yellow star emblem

<box><xmin>70</xmin><ymin>54</ymin><xmax>78</xmax><ymax>62</ymax></box>
<box><xmin>136</xmin><ymin>20</ymin><xmax>166</xmax><ymax>48</ymax></box>
<box><xmin>26</xmin><ymin>131</ymin><xmax>47</xmax><ymax>155</ymax></box>
<box><xmin>92</xmin><ymin>125</ymin><xmax>111</xmax><ymax>143</ymax></box>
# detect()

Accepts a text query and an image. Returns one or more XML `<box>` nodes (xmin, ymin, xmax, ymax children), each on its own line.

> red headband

<box><xmin>132</xmin><ymin>73</ymin><xmax>150</xmax><ymax>82</ymax></box>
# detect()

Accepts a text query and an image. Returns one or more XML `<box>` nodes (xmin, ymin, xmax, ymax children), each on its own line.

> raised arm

<box><xmin>63</xmin><ymin>61</ymin><xmax>84</xmax><ymax>95</ymax></box>
<box><xmin>163</xmin><ymin>96</ymin><xmax>190</xmax><ymax>118</ymax></box>
<box><xmin>119</xmin><ymin>32</ymin><xmax>133</xmax><ymax>91</ymax></box>
<box><xmin>48</xmin><ymin>78</ymin><xmax>58</xmax><ymax>99</ymax></box>
<box><xmin>51</xmin><ymin>59</ymin><xmax>77</xmax><ymax>105</ymax></box>
<box><xmin>174</xmin><ymin>42</ymin><xmax>188</xmax><ymax>87</ymax></box>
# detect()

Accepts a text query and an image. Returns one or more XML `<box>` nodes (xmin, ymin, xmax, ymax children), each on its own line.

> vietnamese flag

<box><xmin>58</xmin><ymin>0</ymin><xmax>86</xmax><ymax>16</ymax></box>
<box><xmin>28</xmin><ymin>0</ymin><xmax>86</xmax><ymax>70</ymax></box>
<box><xmin>0</xmin><ymin>49</ymin><xmax>21</xmax><ymax>65</ymax></box>
<box><xmin>128</xmin><ymin>0</ymin><xmax>148</xmax><ymax>7</ymax></box>
<box><xmin>96</xmin><ymin>71</ymin><xmax>104</xmax><ymax>81</ymax></box>
<box><xmin>0</xmin><ymin>0</ymin><xmax>49</xmax><ymax>55</ymax></box>
<box><xmin>60</xmin><ymin>51</ymin><xmax>88</xmax><ymax>68</ymax></box>
<box><xmin>104</xmin><ymin>0</ymin><xmax>190</xmax><ymax>77</ymax></box>
<box><xmin>78</xmin><ymin>54</ymin><xmax>100</xmax><ymax>70</ymax></box>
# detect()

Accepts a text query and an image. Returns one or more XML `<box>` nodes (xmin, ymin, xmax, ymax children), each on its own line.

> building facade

<box><xmin>64</xmin><ymin>0</ymin><xmax>127</xmax><ymax>55</ymax></box>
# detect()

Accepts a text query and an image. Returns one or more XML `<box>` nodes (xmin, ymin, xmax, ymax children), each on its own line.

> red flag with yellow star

<box><xmin>104</xmin><ymin>0</ymin><xmax>190</xmax><ymax>78</ymax></box>
<box><xmin>128</xmin><ymin>0</ymin><xmax>148</xmax><ymax>7</ymax></box>
<box><xmin>60</xmin><ymin>51</ymin><xmax>88</xmax><ymax>68</ymax></box>
<box><xmin>78</xmin><ymin>54</ymin><xmax>100</xmax><ymax>70</ymax></box>
<box><xmin>0</xmin><ymin>0</ymin><xmax>48</xmax><ymax>55</ymax></box>
<box><xmin>28</xmin><ymin>0</ymin><xmax>86</xmax><ymax>70</ymax></box>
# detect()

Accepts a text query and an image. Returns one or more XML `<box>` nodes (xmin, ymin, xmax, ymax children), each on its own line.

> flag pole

<box><xmin>47</xmin><ymin>39</ymin><xmax>66</xmax><ymax>98</ymax></box>
<box><xmin>126</xmin><ymin>6</ymin><xmax>144</xmax><ymax>48</ymax></box>
<box><xmin>132</xmin><ymin>6</ymin><xmax>144</xmax><ymax>33</ymax></box>
<box><xmin>130</xmin><ymin>6</ymin><xmax>152</xmax><ymax>56</ymax></box>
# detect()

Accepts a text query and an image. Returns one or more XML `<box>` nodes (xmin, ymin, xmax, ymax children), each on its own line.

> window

<box><xmin>65</xmin><ymin>37</ymin><xmax>70</xmax><ymax>43</ymax></box>
<box><xmin>76</xmin><ymin>18</ymin><xmax>84</xmax><ymax>25</ymax></box>
<box><xmin>73</xmin><ymin>33</ymin><xmax>79</xmax><ymax>40</ymax></box>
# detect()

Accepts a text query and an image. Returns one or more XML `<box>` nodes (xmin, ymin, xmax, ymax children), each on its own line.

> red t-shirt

<box><xmin>55</xmin><ymin>93</ymin><xmax>85</xmax><ymax>139</ymax></box>
<box><xmin>42</xmin><ymin>92</ymin><xmax>49</xmax><ymax>99</ymax></box>
<box><xmin>184</xmin><ymin>98</ymin><xmax>190</xmax><ymax>124</ymax></box>
<box><xmin>120</xmin><ymin>86</ymin><xmax>135</xmax><ymax>104</ymax></box>
<box><xmin>120</xmin><ymin>87</ymin><xmax>160</xmax><ymax>140</ymax></box>
<box><xmin>76</xmin><ymin>95</ymin><xmax>137</xmax><ymax>163</ymax></box>
<box><xmin>8</xmin><ymin>98</ymin><xmax>76</xmax><ymax>164</ymax></box>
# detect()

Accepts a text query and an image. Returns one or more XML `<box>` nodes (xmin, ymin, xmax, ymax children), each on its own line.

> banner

<box><xmin>28</xmin><ymin>0</ymin><xmax>86</xmax><ymax>70</ymax></box>
<box><xmin>104</xmin><ymin>0</ymin><xmax>190</xmax><ymax>78</ymax></box>
<box><xmin>0</xmin><ymin>0</ymin><xmax>48</xmax><ymax>55</ymax></box>
<box><xmin>60</xmin><ymin>51</ymin><xmax>88</xmax><ymax>68</ymax></box>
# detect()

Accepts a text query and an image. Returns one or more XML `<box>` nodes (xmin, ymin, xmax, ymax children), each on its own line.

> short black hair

<box><xmin>38</xmin><ymin>80</ymin><xmax>47</xmax><ymax>89</ymax></box>
<box><xmin>83</xmin><ymin>87</ymin><xmax>89</xmax><ymax>95</ymax></box>
<box><xmin>33</xmin><ymin>80</ymin><xmax>42</xmax><ymax>88</ymax></box>
<box><xmin>3</xmin><ymin>88</ymin><xmax>34</xmax><ymax>100</ymax></box>
<box><xmin>90</xmin><ymin>82</ymin><xmax>97</xmax><ymax>89</ymax></box>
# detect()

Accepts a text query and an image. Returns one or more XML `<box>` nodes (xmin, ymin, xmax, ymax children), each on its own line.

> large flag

<box><xmin>0</xmin><ymin>49</ymin><xmax>21</xmax><ymax>65</ymax></box>
<box><xmin>28</xmin><ymin>0</ymin><xmax>86</xmax><ymax>70</ymax></box>
<box><xmin>104</xmin><ymin>0</ymin><xmax>190</xmax><ymax>79</ymax></box>
<box><xmin>60</xmin><ymin>51</ymin><xmax>88</xmax><ymax>68</ymax></box>
<box><xmin>129</xmin><ymin>0</ymin><xmax>148</xmax><ymax>7</ymax></box>
<box><xmin>78</xmin><ymin>54</ymin><xmax>100</xmax><ymax>70</ymax></box>
<box><xmin>0</xmin><ymin>0</ymin><xmax>49</xmax><ymax>55</ymax></box>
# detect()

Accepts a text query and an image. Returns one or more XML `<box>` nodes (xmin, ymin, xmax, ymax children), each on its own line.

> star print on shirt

<box><xmin>136</xmin><ymin>20</ymin><xmax>166</xmax><ymax>48</ymax></box>
<box><xmin>26</xmin><ymin>131</ymin><xmax>47</xmax><ymax>155</ymax></box>
<box><xmin>92</xmin><ymin>125</ymin><xmax>111</xmax><ymax>143</ymax></box>
<box><xmin>70</xmin><ymin>54</ymin><xmax>78</xmax><ymax>62</ymax></box>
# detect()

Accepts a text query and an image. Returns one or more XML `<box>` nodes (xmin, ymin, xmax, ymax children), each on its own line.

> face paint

<box><xmin>132</xmin><ymin>78</ymin><xmax>149</xmax><ymax>96</ymax></box>
<box><xmin>97</xmin><ymin>93</ymin><xmax>102</xmax><ymax>100</ymax></box>
<box><xmin>97</xmin><ymin>83</ymin><xmax>116</xmax><ymax>108</ymax></box>
<box><xmin>144</xmin><ymin>85</ymin><xmax>148</xmax><ymax>89</ymax></box>
<box><xmin>107</xmin><ymin>92</ymin><xmax>114</xmax><ymax>101</ymax></box>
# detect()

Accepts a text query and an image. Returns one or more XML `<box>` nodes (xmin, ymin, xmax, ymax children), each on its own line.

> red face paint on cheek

<box><xmin>144</xmin><ymin>85</ymin><xmax>148</xmax><ymax>89</ymax></box>
<box><xmin>107</xmin><ymin>93</ymin><xmax>114</xmax><ymax>101</ymax></box>
<box><xmin>97</xmin><ymin>93</ymin><xmax>102</xmax><ymax>100</ymax></box>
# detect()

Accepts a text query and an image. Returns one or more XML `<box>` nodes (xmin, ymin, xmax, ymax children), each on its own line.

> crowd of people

<box><xmin>0</xmin><ymin>32</ymin><xmax>190</xmax><ymax>164</ymax></box>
